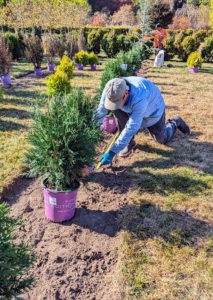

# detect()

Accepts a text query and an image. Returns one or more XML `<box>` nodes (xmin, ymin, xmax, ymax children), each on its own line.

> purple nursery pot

<box><xmin>47</xmin><ymin>63</ymin><xmax>55</xmax><ymax>72</ymax></box>
<box><xmin>100</xmin><ymin>116</ymin><xmax>117</xmax><ymax>133</ymax></box>
<box><xmin>77</xmin><ymin>64</ymin><xmax>84</xmax><ymax>70</ymax></box>
<box><xmin>1</xmin><ymin>74</ymin><xmax>12</xmax><ymax>86</ymax></box>
<box><xmin>188</xmin><ymin>66</ymin><xmax>198</xmax><ymax>73</ymax></box>
<box><xmin>90</xmin><ymin>64</ymin><xmax>96</xmax><ymax>71</ymax></box>
<box><xmin>34</xmin><ymin>67</ymin><xmax>42</xmax><ymax>77</ymax></box>
<box><xmin>42</xmin><ymin>179</ymin><xmax>79</xmax><ymax>222</ymax></box>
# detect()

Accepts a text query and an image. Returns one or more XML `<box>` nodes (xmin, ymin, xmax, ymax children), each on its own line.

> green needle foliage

<box><xmin>23</xmin><ymin>88</ymin><xmax>103</xmax><ymax>191</ymax></box>
<box><xmin>0</xmin><ymin>203</ymin><xmax>36</xmax><ymax>300</ymax></box>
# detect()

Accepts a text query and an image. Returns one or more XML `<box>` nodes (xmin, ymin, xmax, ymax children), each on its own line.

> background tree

<box><xmin>111</xmin><ymin>4</ymin><xmax>136</xmax><ymax>26</ymax></box>
<box><xmin>149</xmin><ymin>0</ymin><xmax>175</xmax><ymax>28</ymax></box>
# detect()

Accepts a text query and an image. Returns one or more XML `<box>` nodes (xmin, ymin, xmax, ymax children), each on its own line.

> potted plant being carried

<box><xmin>22</xmin><ymin>88</ymin><xmax>102</xmax><ymax>223</ymax></box>
<box><xmin>74</xmin><ymin>50</ymin><xmax>89</xmax><ymax>70</ymax></box>
<box><xmin>24</xmin><ymin>35</ymin><xmax>44</xmax><ymax>77</ymax></box>
<box><xmin>187</xmin><ymin>51</ymin><xmax>203</xmax><ymax>73</ymax></box>
<box><xmin>0</xmin><ymin>35</ymin><xmax>12</xmax><ymax>87</ymax></box>
<box><xmin>88</xmin><ymin>52</ymin><xmax>99</xmax><ymax>71</ymax></box>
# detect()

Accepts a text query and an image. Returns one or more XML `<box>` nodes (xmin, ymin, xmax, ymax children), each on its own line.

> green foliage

<box><xmin>0</xmin><ymin>202</ymin><xmax>36</xmax><ymax>299</ymax></box>
<box><xmin>186</xmin><ymin>52</ymin><xmax>203</xmax><ymax>68</ymax></box>
<box><xmin>116</xmin><ymin>46</ymin><xmax>145</xmax><ymax>76</ymax></box>
<box><xmin>0</xmin><ymin>87</ymin><xmax>3</xmax><ymax>100</ymax></box>
<box><xmin>174</xmin><ymin>30</ymin><xmax>187</xmax><ymax>58</ymax></box>
<box><xmin>4</xmin><ymin>33</ymin><xmax>22</xmax><ymax>60</ymax></box>
<box><xmin>88</xmin><ymin>51</ymin><xmax>99</xmax><ymax>65</ymax></box>
<box><xmin>24</xmin><ymin>35</ymin><xmax>43</xmax><ymax>68</ymax></box>
<box><xmin>96</xmin><ymin>58</ymin><xmax>129</xmax><ymax>101</ymax></box>
<box><xmin>194</xmin><ymin>30</ymin><xmax>208</xmax><ymax>43</ymax></box>
<box><xmin>87</xmin><ymin>29</ymin><xmax>101</xmax><ymax>54</ymax></box>
<box><xmin>181</xmin><ymin>36</ymin><xmax>200</xmax><ymax>61</ymax></box>
<box><xmin>164</xmin><ymin>35</ymin><xmax>176</xmax><ymax>60</ymax></box>
<box><xmin>185</xmin><ymin>28</ymin><xmax>195</xmax><ymax>36</ymax></box>
<box><xmin>57</xmin><ymin>55</ymin><xmax>75</xmax><ymax>79</ymax></box>
<box><xmin>101</xmin><ymin>30</ymin><xmax>120</xmax><ymax>58</ymax></box>
<box><xmin>74</xmin><ymin>50</ymin><xmax>89</xmax><ymax>65</ymax></box>
<box><xmin>0</xmin><ymin>35</ymin><xmax>12</xmax><ymax>76</ymax></box>
<box><xmin>23</xmin><ymin>89</ymin><xmax>102</xmax><ymax>191</ymax></box>
<box><xmin>201</xmin><ymin>35</ymin><xmax>213</xmax><ymax>62</ymax></box>
<box><xmin>46</xmin><ymin>70</ymin><xmax>71</xmax><ymax>96</ymax></box>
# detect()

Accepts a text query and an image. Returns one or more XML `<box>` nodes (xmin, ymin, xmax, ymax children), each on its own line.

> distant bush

<box><xmin>101</xmin><ymin>30</ymin><xmax>120</xmax><ymax>58</ymax></box>
<box><xmin>0</xmin><ymin>35</ymin><xmax>12</xmax><ymax>75</ymax></box>
<box><xmin>4</xmin><ymin>33</ymin><xmax>22</xmax><ymax>60</ymax></box>
<box><xmin>116</xmin><ymin>46</ymin><xmax>145</xmax><ymax>75</ymax></box>
<box><xmin>201</xmin><ymin>35</ymin><xmax>213</xmax><ymax>62</ymax></box>
<box><xmin>186</xmin><ymin>52</ymin><xmax>203</xmax><ymax>68</ymax></box>
<box><xmin>87</xmin><ymin>29</ymin><xmax>101</xmax><ymax>54</ymax></box>
<box><xmin>194</xmin><ymin>30</ymin><xmax>208</xmax><ymax>43</ymax></box>
<box><xmin>88</xmin><ymin>52</ymin><xmax>99</xmax><ymax>65</ymax></box>
<box><xmin>181</xmin><ymin>36</ymin><xmax>199</xmax><ymax>61</ymax></box>
<box><xmin>164</xmin><ymin>35</ymin><xmax>176</xmax><ymax>60</ymax></box>
<box><xmin>57</xmin><ymin>55</ymin><xmax>75</xmax><ymax>79</ymax></box>
<box><xmin>46</xmin><ymin>71</ymin><xmax>71</xmax><ymax>96</ymax></box>
<box><xmin>74</xmin><ymin>50</ymin><xmax>89</xmax><ymax>66</ymax></box>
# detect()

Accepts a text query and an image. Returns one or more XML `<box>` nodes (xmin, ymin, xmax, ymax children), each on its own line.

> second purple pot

<box><xmin>1</xmin><ymin>73</ymin><xmax>12</xmax><ymax>86</ymax></box>
<box><xmin>47</xmin><ymin>63</ymin><xmax>55</xmax><ymax>72</ymax></box>
<box><xmin>34</xmin><ymin>67</ymin><xmax>42</xmax><ymax>77</ymax></box>
<box><xmin>77</xmin><ymin>64</ymin><xmax>84</xmax><ymax>70</ymax></box>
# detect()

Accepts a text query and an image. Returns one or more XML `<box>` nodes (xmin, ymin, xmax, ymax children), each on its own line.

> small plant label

<box><xmin>49</xmin><ymin>196</ymin><xmax>57</xmax><ymax>205</ymax></box>
<box><xmin>109</xmin><ymin>119</ymin><xmax>114</xmax><ymax>124</ymax></box>
<box><xmin>120</xmin><ymin>64</ymin><xmax>127</xmax><ymax>70</ymax></box>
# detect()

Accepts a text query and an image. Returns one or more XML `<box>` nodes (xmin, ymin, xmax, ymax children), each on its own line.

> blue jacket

<box><xmin>95</xmin><ymin>76</ymin><xmax>165</xmax><ymax>154</ymax></box>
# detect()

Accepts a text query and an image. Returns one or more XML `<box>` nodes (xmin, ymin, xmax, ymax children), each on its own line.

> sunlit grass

<box><xmin>120</xmin><ymin>59</ymin><xmax>213</xmax><ymax>299</ymax></box>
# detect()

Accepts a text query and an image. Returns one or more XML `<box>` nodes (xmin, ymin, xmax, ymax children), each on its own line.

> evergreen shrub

<box><xmin>174</xmin><ymin>30</ymin><xmax>187</xmax><ymax>58</ymax></box>
<box><xmin>186</xmin><ymin>52</ymin><xmax>203</xmax><ymax>68</ymax></box>
<box><xmin>46</xmin><ymin>71</ymin><xmax>71</xmax><ymax>96</ymax></box>
<box><xmin>87</xmin><ymin>29</ymin><xmax>101</xmax><ymax>54</ymax></box>
<box><xmin>164</xmin><ymin>35</ymin><xmax>176</xmax><ymax>60</ymax></box>
<box><xmin>194</xmin><ymin>30</ymin><xmax>208</xmax><ymax>43</ymax></box>
<box><xmin>74</xmin><ymin>50</ymin><xmax>89</xmax><ymax>66</ymax></box>
<box><xmin>88</xmin><ymin>52</ymin><xmax>99</xmax><ymax>65</ymax></box>
<box><xmin>101</xmin><ymin>30</ymin><xmax>120</xmax><ymax>58</ymax></box>
<box><xmin>116</xmin><ymin>46</ymin><xmax>145</xmax><ymax>75</ymax></box>
<box><xmin>96</xmin><ymin>58</ymin><xmax>129</xmax><ymax>101</ymax></box>
<box><xmin>181</xmin><ymin>36</ymin><xmax>199</xmax><ymax>61</ymax></box>
<box><xmin>57</xmin><ymin>55</ymin><xmax>75</xmax><ymax>79</ymax></box>
<box><xmin>201</xmin><ymin>35</ymin><xmax>213</xmax><ymax>62</ymax></box>
<box><xmin>23</xmin><ymin>89</ymin><xmax>103</xmax><ymax>191</ymax></box>
<box><xmin>4</xmin><ymin>33</ymin><xmax>22</xmax><ymax>60</ymax></box>
<box><xmin>0</xmin><ymin>203</ymin><xmax>36</xmax><ymax>299</ymax></box>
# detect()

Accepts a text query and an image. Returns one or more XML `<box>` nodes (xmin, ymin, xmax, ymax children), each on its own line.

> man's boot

<box><xmin>118</xmin><ymin>140</ymin><xmax>136</xmax><ymax>157</ymax></box>
<box><xmin>172</xmin><ymin>115</ymin><xmax>191</xmax><ymax>135</ymax></box>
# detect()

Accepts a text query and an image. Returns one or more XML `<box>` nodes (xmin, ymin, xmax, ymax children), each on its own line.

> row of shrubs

<box><xmin>3</xmin><ymin>27</ymin><xmax>213</xmax><ymax>63</ymax></box>
<box><xmin>164</xmin><ymin>29</ymin><xmax>213</xmax><ymax>62</ymax></box>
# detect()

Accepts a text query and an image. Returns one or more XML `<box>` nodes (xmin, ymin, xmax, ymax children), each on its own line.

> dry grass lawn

<box><xmin>119</xmin><ymin>60</ymin><xmax>213</xmax><ymax>300</ymax></box>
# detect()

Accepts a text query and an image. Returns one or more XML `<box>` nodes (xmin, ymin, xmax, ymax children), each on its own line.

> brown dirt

<box><xmin>1</xmin><ymin>134</ymin><xmax>142</xmax><ymax>300</ymax></box>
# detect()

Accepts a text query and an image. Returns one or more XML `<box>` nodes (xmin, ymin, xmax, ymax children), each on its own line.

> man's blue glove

<box><xmin>100</xmin><ymin>150</ymin><xmax>115</xmax><ymax>166</ymax></box>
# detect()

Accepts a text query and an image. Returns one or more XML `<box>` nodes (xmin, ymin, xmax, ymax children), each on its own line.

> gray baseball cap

<box><xmin>104</xmin><ymin>78</ymin><xmax>127</xmax><ymax>110</ymax></box>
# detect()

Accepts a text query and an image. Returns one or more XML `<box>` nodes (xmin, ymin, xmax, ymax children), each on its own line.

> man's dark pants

<box><xmin>113</xmin><ymin>109</ymin><xmax>177</xmax><ymax>145</ymax></box>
